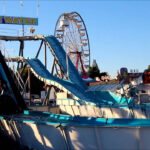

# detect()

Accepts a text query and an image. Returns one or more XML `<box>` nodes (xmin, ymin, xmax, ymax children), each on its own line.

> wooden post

<box><xmin>28</xmin><ymin>69</ymin><xmax>31</xmax><ymax>105</ymax></box>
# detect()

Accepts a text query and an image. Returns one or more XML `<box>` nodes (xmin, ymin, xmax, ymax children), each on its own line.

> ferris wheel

<box><xmin>54</xmin><ymin>12</ymin><xmax>90</xmax><ymax>77</ymax></box>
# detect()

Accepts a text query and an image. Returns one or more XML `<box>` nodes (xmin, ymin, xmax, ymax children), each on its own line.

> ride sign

<box><xmin>0</xmin><ymin>16</ymin><xmax>38</xmax><ymax>25</ymax></box>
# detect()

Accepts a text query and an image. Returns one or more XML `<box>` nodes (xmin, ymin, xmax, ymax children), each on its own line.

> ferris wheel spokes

<box><xmin>54</xmin><ymin>12</ymin><xmax>90</xmax><ymax>77</ymax></box>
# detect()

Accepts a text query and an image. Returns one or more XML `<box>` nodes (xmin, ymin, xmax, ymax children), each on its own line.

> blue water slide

<box><xmin>43</xmin><ymin>36</ymin><xmax>128</xmax><ymax>105</ymax></box>
<box><xmin>27</xmin><ymin>36</ymin><xmax>133</xmax><ymax>105</ymax></box>
<box><xmin>45</xmin><ymin>35</ymin><xmax>87</xmax><ymax>90</ymax></box>
<box><xmin>26</xmin><ymin>58</ymin><xmax>100</xmax><ymax>104</ymax></box>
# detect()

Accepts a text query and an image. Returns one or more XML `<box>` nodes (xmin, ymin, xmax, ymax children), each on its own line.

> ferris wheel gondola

<box><xmin>54</xmin><ymin>12</ymin><xmax>90</xmax><ymax>77</ymax></box>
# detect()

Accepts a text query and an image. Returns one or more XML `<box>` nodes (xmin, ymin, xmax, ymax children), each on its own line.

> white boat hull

<box><xmin>1</xmin><ymin>111</ymin><xmax>150</xmax><ymax>150</ymax></box>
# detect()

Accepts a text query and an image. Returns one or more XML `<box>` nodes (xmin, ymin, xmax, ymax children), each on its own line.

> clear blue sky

<box><xmin>0</xmin><ymin>0</ymin><xmax>150</xmax><ymax>77</ymax></box>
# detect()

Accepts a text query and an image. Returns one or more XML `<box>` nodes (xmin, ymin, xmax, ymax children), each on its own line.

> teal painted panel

<box><xmin>1</xmin><ymin>110</ymin><xmax>150</xmax><ymax>127</ymax></box>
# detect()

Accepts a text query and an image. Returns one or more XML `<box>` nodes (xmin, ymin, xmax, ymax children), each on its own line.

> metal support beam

<box><xmin>18</xmin><ymin>40</ymin><xmax>24</xmax><ymax>69</ymax></box>
<box><xmin>19</xmin><ymin>40</ymin><xmax>24</xmax><ymax>57</ymax></box>
<box><xmin>51</xmin><ymin>58</ymin><xmax>56</xmax><ymax>74</ymax></box>
<box><xmin>42</xmin><ymin>86</ymin><xmax>51</xmax><ymax>106</ymax></box>
<box><xmin>36</xmin><ymin>40</ymin><xmax>43</xmax><ymax>58</ymax></box>
<box><xmin>28</xmin><ymin>69</ymin><xmax>31</xmax><ymax>106</ymax></box>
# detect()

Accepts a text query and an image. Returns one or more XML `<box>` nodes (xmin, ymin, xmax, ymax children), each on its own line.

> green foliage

<box><xmin>144</xmin><ymin>65</ymin><xmax>150</xmax><ymax>73</ymax></box>
<box><xmin>100</xmin><ymin>72</ymin><xmax>108</xmax><ymax>77</ymax></box>
<box><xmin>148</xmin><ymin>65</ymin><xmax>150</xmax><ymax>71</ymax></box>
<box><xmin>99</xmin><ymin>72</ymin><xmax>108</xmax><ymax>80</ymax></box>
<box><xmin>87</xmin><ymin>64</ymin><xmax>100</xmax><ymax>79</ymax></box>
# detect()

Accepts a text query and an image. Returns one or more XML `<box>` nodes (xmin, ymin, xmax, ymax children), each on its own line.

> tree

<box><xmin>148</xmin><ymin>65</ymin><xmax>150</xmax><ymax>71</ymax></box>
<box><xmin>99</xmin><ymin>72</ymin><xmax>108</xmax><ymax>78</ymax></box>
<box><xmin>87</xmin><ymin>59</ymin><xmax>100</xmax><ymax>79</ymax></box>
<box><xmin>99</xmin><ymin>72</ymin><xmax>109</xmax><ymax>81</ymax></box>
<box><xmin>144</xmin><ymin>65</ymin><xmax>150</xmax><ymax>73</ymax></box>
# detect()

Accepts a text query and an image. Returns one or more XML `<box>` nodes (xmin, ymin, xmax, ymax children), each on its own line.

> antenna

<box><xmin>20</xmin><ymin>0</ymin><xmax>23</xmax><ymax>16</ymax></box>
<box><xmin>20</xmin><ymin>0</ymin><xmax>24</xmax><ymax>36</ymax></box>
<box><xmin>2</xmin><ymin>0</ymin><xmax>5</xmax><ymax>15</ymax></box>
<box><xmin>37</xmin><ymin>0</ymin><xmax>40</xmax><ymax>17</ymax></box>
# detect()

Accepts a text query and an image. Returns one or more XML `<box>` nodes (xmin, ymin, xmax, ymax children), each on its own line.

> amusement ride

<box><xmin>54</xmin><ymin>12</ymin><xmax>90</xmax><ymax>78</ymax></box>
<box><xmin>1</xmin><ymin>3</ymin><xmax>150</xmax><ymax>150</ymax></box>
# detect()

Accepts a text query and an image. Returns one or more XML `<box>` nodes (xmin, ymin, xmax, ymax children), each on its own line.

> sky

<box><xmin>0</xmin><ymin>0</ymin><xmax>150</xmax><ymax>77</ymax></box>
